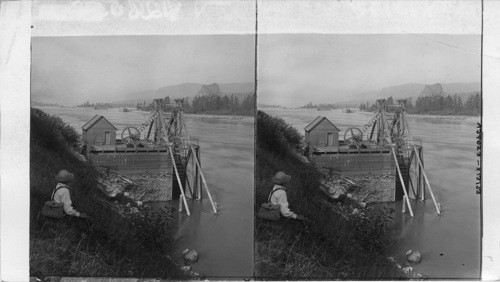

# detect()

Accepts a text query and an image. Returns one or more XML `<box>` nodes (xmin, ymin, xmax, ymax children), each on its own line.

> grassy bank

<box><xmin>30</xmin><ymin>108</ymin><xmax>183</xmax><ymax>278</ymax></box>
<box><xmin>255</xmin><ymin>110</ymin><xmax>403</xmax><ymax>279</ymax></box>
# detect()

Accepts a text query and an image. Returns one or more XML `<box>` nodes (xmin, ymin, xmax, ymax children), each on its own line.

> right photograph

<box><xmin>255</xmin><ymin>34</ymin><xmax>481</xmax><ymax>279</ymax></box>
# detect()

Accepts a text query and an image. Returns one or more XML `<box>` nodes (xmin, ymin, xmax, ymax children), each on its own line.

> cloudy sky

<box><xmin>258</xmin><ymin>34</ymin><xmax>481</xmax><ymax>107</ymax></box>
<box><xmin>32</xmin><ymin>34</ymin><xmax>480</xmax><ymax>107</ymax></box>
<box><xmin>31</xmin><ymin>35</ymin><xmax>255</xmax><ymax>106</ymax></box>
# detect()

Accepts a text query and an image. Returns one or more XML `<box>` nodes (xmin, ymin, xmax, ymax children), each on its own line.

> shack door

<box><xmin>105</xmin><ymin>132</ymin><xmax>110</xmax><ymax>145</ymax></box>
<box><xmin>327</xmin><ymin>133</ymin><xmax>333</xmax><ymax>146</ymax></box>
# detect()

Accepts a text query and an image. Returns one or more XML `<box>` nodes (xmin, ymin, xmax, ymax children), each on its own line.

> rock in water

<box><xmin>184</xmin><ymin>249</ymin><xmax>198</xmax><ymax>262</ymax></box>
<box><xmin>407</xmin><ymin>250</ymin><xmax>422</xmax><ymax>263</ymax></box>
<box><xmin>180</xmin><ymin>265</ymin><xmax>191</xmax><ymax>272</ymax></box>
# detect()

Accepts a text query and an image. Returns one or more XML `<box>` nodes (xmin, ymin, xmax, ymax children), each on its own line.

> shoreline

<box><xmin>184</xmin><ymin>113</ymin><xmax>254</xmax><ymax>121</ymax></box>
<box><xmin>289</xmin><ymin>107</ymin><xmax>479</xmax><ymax>122</ymax></box>
<box><xmin>34</xmin><ymin>105</ymin><xmax>254</xmax><ymax>121</ymax></box>
<box><xmin>262</xmin><ymin>107</ymin><xmax>479</xmax><ymax>119</ymax></box>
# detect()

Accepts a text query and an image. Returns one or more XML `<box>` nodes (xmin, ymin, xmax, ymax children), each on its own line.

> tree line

<box><xmin>136</xmin><ymin>93</ymin><xmax>255</xmax><ymax>116</ymax></box>
<box><xmin>136</xmin><ymin>96</ymin><xmax>173</xmax><ymax>112</ymax></box>
<box><xmin>359</xmin><ymin>92</ymin><xmax>481</xmax><ymax>116</ymax></box>
<box><xmin>184</xmin><ymin>93</ymin><xmax>255</xmax><ymax>116</ymax></box>
<box><xmin>301</xmin><ymin>102</ymin><xmax>347</xmax><ymax>110</ymax></box>
<box><xmin>78</xmin><ymin>101</ymin><xmax>113</xmax><ymax>108</ymax></box>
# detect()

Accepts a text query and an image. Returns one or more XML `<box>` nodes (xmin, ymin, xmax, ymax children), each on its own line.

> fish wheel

<box><xmin>121</xmin><ymin>126</ymin><xmax>141</xmax><ymax>146</ymax></box>
<box><xmin>344</xmin><ymin>127</ymin><xmax>363</xmax><ymax>147</ymax></box>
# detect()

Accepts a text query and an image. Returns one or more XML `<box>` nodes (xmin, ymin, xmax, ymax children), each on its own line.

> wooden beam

<box><xmin>157</xmin><ymin>111</ymin><xmax>163</xmax><ymax>145</ymax></box>
<box><xmin>197</xmin><ymin>147</ymin><xmax>202</xmax><ymax>200</ymax></box>
<box><xmin>185</xmin><ymin>174</ymin><xmax>194</xmax><ymax>198</ymax></box>
<box><xmin>369</xmin><ymin>119</ymin><xmax>377</xmax><ymax>142</ymax></box>
<box><xmin>420</xmin><ymin>147</ymin><xmax>425</xmax><ymax>201</ymax></box>
<box><xmin>408</xmin><ymin>174</ymin><xmax>417</xmax><ymax>198</ymax></box>
<box><xmin>168</xmin><ymin>146</ymin><xmax>190</xmax><ymax>216</ymax></box>
<box><xmin>191</xmin><ymin>147</ymin><xmax>197</xmax><ymax>199</ymax></box>
<box><xmin>391</xmin><ymin>147</ymin><xmax>413</xmax><ymax>217</ymax></box>
<box><xmin>146</xmin><ymin>120</ymin><xmax>154</xmax><ymax>140</ymax></box>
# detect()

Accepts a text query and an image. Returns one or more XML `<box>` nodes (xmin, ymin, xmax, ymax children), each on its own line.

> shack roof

<box><xmin>304</xmin><ymin>116</ymin><xmax>340</xmax><ymax>132</ymax></box>
<box><xmin>82</xmin><ymin>115</ymin><xmax>117</xmax><ymax>131</ymax></box>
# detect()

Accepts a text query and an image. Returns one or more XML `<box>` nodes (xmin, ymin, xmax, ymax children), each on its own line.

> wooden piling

<box><xmin>413</xmin><ymin>146</ymin><xmax>439</xmax><ymax>214</ymax></box>
<box><xmin>191</xmin><ymin>146</ymin><xmax>217</xmax><ymax>213</ymax></box>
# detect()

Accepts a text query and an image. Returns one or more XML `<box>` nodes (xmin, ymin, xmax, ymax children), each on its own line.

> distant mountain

<box><xmin>113</xmin><ymin>82</ymin><xmax>254</xmax><ymax>106</ymax></box>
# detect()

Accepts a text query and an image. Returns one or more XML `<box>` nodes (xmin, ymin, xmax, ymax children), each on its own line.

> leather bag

<box><xmin>257</xmin><ymin>188</ymin><xmax>284</xmax><ymax>221</ymax></box>
<box><xmin>41</xmin><ymin>185</ymin><xmax>67</xmax><ymax>219</ymax></box>
<box><xmin>41</xmin><ymin>201</ymin><xmax>64</xmax><ymax>219</ymax></box>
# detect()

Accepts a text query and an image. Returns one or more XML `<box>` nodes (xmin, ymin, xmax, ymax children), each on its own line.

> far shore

<box><xmin>184</xmin><ymin>113</ymin><xmax>254</xmax><ymax>121</ymax></box>
<box><xmin>357</xmin><ymin>110</ymin><xmax>479</xmax><ymax>121</ymax></box>
<box><xmin>261</xmin><ymin>106</ymin><xmax>480</xmax><ymax>122</ymax></box>
<box><xmin>32</xmin><ymin>105</ymin><xmax>254</xmax><ymax>120</ymax></box>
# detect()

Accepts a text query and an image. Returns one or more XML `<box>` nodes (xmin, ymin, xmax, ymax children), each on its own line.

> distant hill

<box><xmin>112</xmin><ymin>82</ymin><xmax>253</xmax><ymax>106</ymax></box>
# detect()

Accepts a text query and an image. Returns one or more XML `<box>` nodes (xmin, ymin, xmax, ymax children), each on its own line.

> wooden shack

<box><xmin>82</xmin><ymin>115</ymin><xmax>117</xmax><ymax>146</ymax></box>
<box><xmin>304</xmin><ymin>116</ymin><xmax>340</xmax><ymax>147</ymax></box>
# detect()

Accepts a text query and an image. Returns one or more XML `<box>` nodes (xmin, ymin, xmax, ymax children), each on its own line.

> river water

<box><xmin>37</xmin><ymin>106</ymin><xmax>255</xmax><ymax>278</ymax></box>
<box><xmin>262</xmin><ymin>107</ymin><xmax>480</xmax><ymax>279</ymax></box>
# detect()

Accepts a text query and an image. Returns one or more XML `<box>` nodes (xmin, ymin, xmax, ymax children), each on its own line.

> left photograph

<box><xmin>30</xmin><ymin>35</ymin><xmax>255</xmax><ymax>278</ymax></box>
